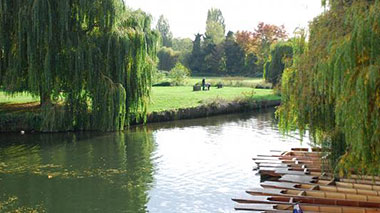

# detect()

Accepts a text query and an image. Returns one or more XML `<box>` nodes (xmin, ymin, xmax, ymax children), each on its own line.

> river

<box><xmin>0</xmin><ymin>108</ymin><xmax>310</xmax><ymax>212</ymax></box>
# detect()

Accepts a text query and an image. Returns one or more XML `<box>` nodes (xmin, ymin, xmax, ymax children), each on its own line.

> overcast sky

<box><xmin>125</xmin><ymin>0</ymin><xmax>325</xmax><ymax>39</ymax></box>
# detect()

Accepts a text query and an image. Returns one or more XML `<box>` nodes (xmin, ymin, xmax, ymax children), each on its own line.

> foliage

<box><xmin>168</xmin><ymin>63</ymin><xmax>190</xmax><ymax>86</ymax></box>
<box><xmin>277</xmin><ymin>1</ymin><xmax>380</xmax><ymax>175</ymax></box>
<box><xmin>152</xmin><ymin>81</ymin><xmax>171</xmax><ymax>87</ymax></box>
<box><xmin>151</xmin><ymin>68</ymin><xmax>166</xmax><ymax>84</ymax></box>
<box><xmin>0</xmin><ymin>0</ymin><xmax>158</xmax><ymax>131</ymax></box>
<box><xmin>244</xmin><ymin>53</ymin><xmax>260</xmax><ymax>76</ymax></box>
<box><xmin>205</xmin><ymin>8</ymin><xmax>226</xmax><ymax>45</ymax></box>
<box><xmin>157</xmin><ymin>47</ymin><xmax>179</xmax><ymax>71</ymax></box>
<box><xmin>172</xmin><ymin>38</ymin><xmax>193</xmax><ymax>67</ymax></box>
<box><xmin>149</xmin><ymin>86</ymin><xmax>278</xmax><ymax>112</ymax></box>
<box><xmin>189</xmin><ymin>33</ymin><xmax>205</xmax><ymax>73</ymax></box>
<box><xmin>204</xmin><ymin>42</ymin><xmax>226</xmax><ymax>74</ymax></box>
<box><xmin>236</xmin><ymin>23</ymin><xmax>288</xmax><ymax>69</ymax></box>
<box><xmin>264</xmin><ymin>41</ymin><xmax>293</xmax><ymax>86</ymax></box>
<box><xmin>224</xmin><ymin>31</ymin><xmax>245</xmax><ymax>75</ymax></box>
<box><xmin>156</xmin><ymin>15</ymin><xmax>173</xmax><ymax>47</ymax></box>
<box><xmin>172</xmin><ymin>38</ymin><xmax>193</xmax><ymax>52</ymax></box>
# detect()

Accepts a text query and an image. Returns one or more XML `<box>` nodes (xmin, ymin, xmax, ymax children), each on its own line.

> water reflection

<box><xmin>0</xmin><ymin>109</ymin><xmax>310</xmax><ymax>213</ymax></box>
<box><xmin>146</xmin><ymin>109</ymin><xmax>310</xmax><ymax>213</ymax></box>
<box><xmin>0</xmin><ymin>131</ymin><xmax>155</xmax><ymax>212</ymax></box>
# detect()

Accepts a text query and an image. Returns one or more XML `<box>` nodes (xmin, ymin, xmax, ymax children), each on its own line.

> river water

<box><xmin>0</xmin><ymin>109</ymin><xmax>310</xmax><ymax>213</ymax></box>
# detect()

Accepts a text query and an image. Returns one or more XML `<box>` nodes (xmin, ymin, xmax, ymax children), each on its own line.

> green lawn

<box><xmin>148</xmin><ymin>86</ymin><xmax>279</xmax><ymax>112</ymax></box>
<box><xmin>0</xmin><ymin>87</ymin><xmax>279</xmax><ymax>113</ymax></box>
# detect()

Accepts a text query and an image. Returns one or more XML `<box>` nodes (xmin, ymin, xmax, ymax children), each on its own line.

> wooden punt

<box><xmin>254</xmin><ymin>158</ymin><xmax>325</xmax><ymax>164</ymax></box>
<box><xmin>254</xmin><ymin>159</ymin><xmax>322</xmax><ymax>165</ymax></box>
<box><xmin>255</xmin><ymin>154</ymin><xmax>323</xmax><ymax>160</ymax></box>
<box><xmin>255</xmin><ymin>162</ymin><xmax>325</xmax><ymax>171</ymax></box>
<box><xmin>235</xmin><ymin>202</ymin><xmax>380</xmax><ymax>212</ymax></box>
<box><xmin>233</xmin><ymin>196</ymin><xmax>380</xmax><ymax>212</ymax></box>
<box><xmin>280</xmin><ymin>175</ymin><xmax>380</xmax><ymax>186</ymax></box>
<box><xmin>247</xmin><ymin>187</ymin><xmax>380</xmax><ymax>203</ymax></box>
<box><xmin>254</xmin><ymin>163</ymin><xmax>323</xmax><ymax>172</ymax></box>
<box><xmin>290</xmin><ymin>147</ymin><xmax>325</xmax><ymax>152</ymax></box>
<box><xmin>260</xmin><ymin>181</ymin><xmax>380</xmax><ymax>196</ymax></box>
<box><xmin>279</xmin><ymin>175</ymin><xmax>380</xmax><ymax>191</ymax></box>
<box><xmin>255</xmin><ymin>164</ymin><xmax>323</xmax><ymax>172</ymax></box>
<box><xmin>258</xmin><ymin>167</ymin><xmax>323</xmax><ymax>177</ymax></box>
<box><xmin>253</xmin><ymin>159</ymin><xmax>324</xmax><ymax>167</ymax></box>
<box><xmin>283</xmin><ymin>151</ymin><xmax>322</xmax><ymax>158</ymax></box>
<box><xmin>233</xmin><ymin>195</ymin><xmax>380</xmax><ymax>208</ymax></box>
<box><xmin>234</xmin><ymin>148</ymin><xmax>380</xmax><ymax>212</ymax></box>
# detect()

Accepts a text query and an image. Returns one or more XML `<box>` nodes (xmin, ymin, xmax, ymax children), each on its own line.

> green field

<box><xmin>148</xmin><ymin>86</ymin><xmax>278</xmax><ymax>112</ymax></box>
<box><xmin>0</xmin><ymin>86</ymin><xmax>279</xmax><ymax>113</ymax></box>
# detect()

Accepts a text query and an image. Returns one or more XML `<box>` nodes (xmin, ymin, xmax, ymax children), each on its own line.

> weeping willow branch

<box><xmin>0</xmin><ymin>0</ymin><xmax>158</xmax><ymax>131</ymax></box>
<box><xmin>278</xmin><ymin>0</ymin><xmax>380</xmax><ymax>176</ymax></box>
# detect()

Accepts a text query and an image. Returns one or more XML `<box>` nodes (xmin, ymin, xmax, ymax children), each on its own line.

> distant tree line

<box><xmin>155</xmin><ymin>9</ymin><xmax>289</xmax><ymax>80</ymax></box>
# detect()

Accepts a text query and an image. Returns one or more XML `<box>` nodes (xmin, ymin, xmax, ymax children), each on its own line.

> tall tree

<box><xmin>278</xmin><ymin>1</ymin><xmax>380</xmax><ymax>175</ymax></box>
<box><xmin>205</xmin><ymin>8</ymin><xmax>226</xmax><ymax>45</ymax></box>
<box><xmin>0</xmin><ymin>0</ymin><xmax>158</xmax><ymax>131</ymax></box>
<box><xmin>189</xmin><ymin>33</ymin><xmax>204</xmax><ymax>73</ymax></box>
<box><xmin>253</xmin><ymin>22</ymin><xmax>287</xmax><ymax>62</ymax></box>
<box><xmin>224</xmin><ymin>31</ymin><xmax>245</xmax><ymax>75</ymax></box>
<box><xmin>156</xmin><ymin>15</ymin><xmax>173</xmax><ymax>47</ymax></box>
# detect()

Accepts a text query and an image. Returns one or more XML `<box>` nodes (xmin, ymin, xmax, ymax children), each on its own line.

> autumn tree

<box><xmin>253</xmin><ymin>22</ymin><xmax>287</xmax><ymax>62</ymax></box>
<box><xmin>236</xmin><ymin>23</ymin><xmax>287</xmax><ymax>76</ymax></box>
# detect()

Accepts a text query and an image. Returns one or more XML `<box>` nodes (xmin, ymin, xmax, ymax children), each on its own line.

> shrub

<box><xmin>152</xmin><ymin>69</ymin><xmax>167</xmax><ymax>84</ymax></box>
<box><xmin>153</xmin><ymin>81</ymin><xmax>171</xmax><ymax>87</ymax></box>
<box><xmin>169</xmin><ymin>63</ymin><xmax>190</xmax><ymax>86</ymax></box>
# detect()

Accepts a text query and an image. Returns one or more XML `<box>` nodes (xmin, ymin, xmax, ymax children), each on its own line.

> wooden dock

<box><xmin>232</xmin><ymin>148</ymin><xmax>380</xmax><ymax>212</ymax></box>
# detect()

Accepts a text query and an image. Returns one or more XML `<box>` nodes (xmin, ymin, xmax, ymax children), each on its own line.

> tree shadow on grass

<box><xmin>0</xmin><ymin>102</ymin><xmax>40</xmax><ymax>113</ymax></box>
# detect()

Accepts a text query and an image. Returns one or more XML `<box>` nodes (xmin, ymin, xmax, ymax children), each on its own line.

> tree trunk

<box><xmin>40</xmin><ymin>91</ymin><xmax>51</xmax><ymax>107</ymax></box>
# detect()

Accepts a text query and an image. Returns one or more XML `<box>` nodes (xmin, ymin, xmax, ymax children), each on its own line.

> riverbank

<box><xmin>0</xmin><ymin>87</ymin><xmax>280</xmax><ymax>132</ymax></box>
<box><xmin>138</xmin><ymin>99</ymin><xmax>280</xmax><ymax>125</ymax></box>
<box><xmin>0</xmin><ymin>98</ymin><xmax>280</xmax><ymax>133</ymax></box>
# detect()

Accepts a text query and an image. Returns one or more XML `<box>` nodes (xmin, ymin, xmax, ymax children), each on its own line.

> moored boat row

<box><xmin>233</xmin><ymin>148</ymin><xmax>380</xmax><ymax>212</ymax></box>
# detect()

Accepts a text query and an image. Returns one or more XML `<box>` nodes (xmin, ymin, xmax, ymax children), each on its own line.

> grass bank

<box><xmin>0</xmin><ymin>87</ymin><xmax>280</xmax><ymax>132</ymax></box>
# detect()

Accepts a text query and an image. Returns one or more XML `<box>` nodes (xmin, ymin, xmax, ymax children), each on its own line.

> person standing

<box><xmin>202</xmin><ymin>78</ymin><xmax>206</xmax><ymax>91</ymax></box>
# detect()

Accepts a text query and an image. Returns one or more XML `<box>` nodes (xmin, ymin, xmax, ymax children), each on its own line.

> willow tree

<box><xmin>278</xmin><ymin>0</ymin><xmax>380</xmax><ymax>176</ymax></box>
<box><xmin>0</xmin><ymin>0</ymin><xmax>158</xmax><ymax>131</ymax></box>
<box><xmin>264</xmin><ymin>41</ymin><xmax>293</xmax><ymax>86</ymax></box>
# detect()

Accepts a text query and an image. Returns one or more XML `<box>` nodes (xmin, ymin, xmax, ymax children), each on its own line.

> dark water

<box><xmin>0</xmin><ymin>109</ymin><xmax>310</xmax><ymax>212</ymax></box>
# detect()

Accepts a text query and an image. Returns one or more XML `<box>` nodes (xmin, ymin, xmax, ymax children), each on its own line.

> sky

<box><xmin>125</xmin><ymin>0</ymin><xmax>325</xmax><ymax>39</ymax></box>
